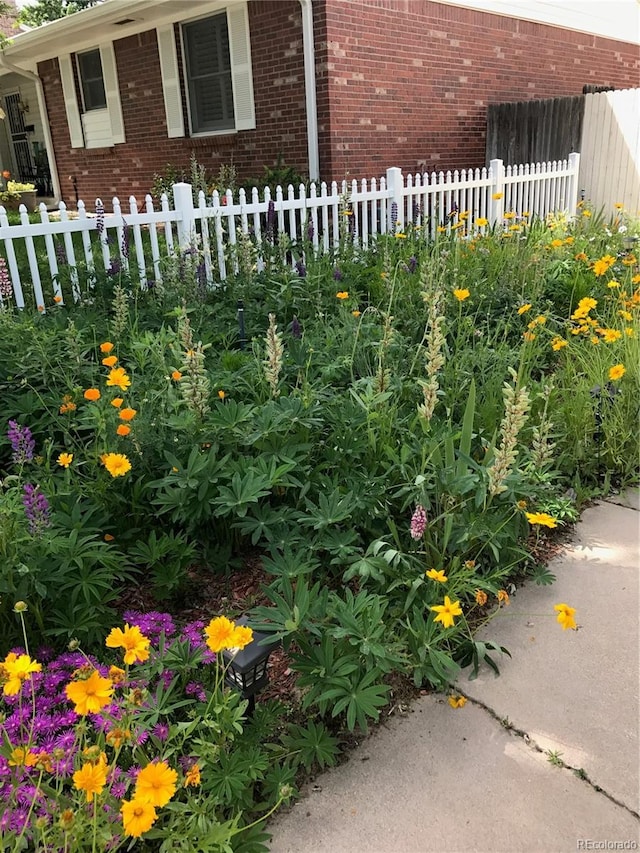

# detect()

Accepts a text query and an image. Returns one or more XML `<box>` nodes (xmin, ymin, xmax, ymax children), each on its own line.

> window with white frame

<box><xmin>182</xmin><ymin>14</ymin><xmax>234</xmax><ymax>134</ymax></box>
<box><xmin>76</xmin><ymin>49</ymin><xmax>107</xmax><ymax>112</ymax></box>
<box><xmin>156</xmin><ymin>2</ymin><xmax>255</xmax><ymax>140</ymax></box>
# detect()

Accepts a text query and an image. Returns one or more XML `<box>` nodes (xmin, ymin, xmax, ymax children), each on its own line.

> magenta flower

<box><xmin>410</xmin><ymin>504</ymin><xmax>427</xmax><ymax>540</ymax></box>
<box><xmin>8</xmin><ymin>420</ymin><xmax>35</xmax><ymax>464</ymax></box>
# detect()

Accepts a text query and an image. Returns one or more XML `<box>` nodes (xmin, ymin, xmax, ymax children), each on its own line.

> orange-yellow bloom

<box><xmin>101</xmin><ymin>453</ymin><xmax>131</xmax><ymax>478</ymax></box>
<box><xmin>116</xmin><ymin>424</ymin><xmax>131</xmax><ymax>437</ymax></box>
<box><xmin>430</xmin><ymin>596</ymin><xmax>463</xmax><ymax>629</ymax></box>
<box><xmin>426</xmin><ymin>568</ymin><xmax>448</xmax><ymax>583</ymax></box>
<box><xmin>73</xmin><ymin>761</ymin><xmax>108</xmax><ymax>800</ymax></box>
<box><xmin>554</xmin><ymin>603</ymin><xmax>577</xmax><ymax>631</ymax></box>
<box><xmin>2</xmin><ymin>653</ymin><xmax>42</xmax><ymax>696</ymax></box>
<box><xmin>105</xmin><ymin>624</ymin><xmax>150</xmax><ymax>665</ymax></box>
<box><xmin>609</xmin><ymin>364</ymin><xmax>625</xmax><ymax>381</ymax></box>
<box><xmin>184</xmin><ymin>764</ymin><xmax>201</xmax><ymax>787</ymax></box>
<box><xmin>110</xmin><ymin>397</ymin><xmax>124</xmax><ymax>408</ymax></box>
<box><xmin>57</xmin><ymin>452</ymin><xmax>74</xmax><ymax>468</ymax></box>
<box><xmin>525</xmin><ymin>511</ymin><xmax>558</xmax><ymax>528</ymax></box>
<box><xmin>171</xmin><ymin>370</ymin><xmax>182</xmax><ymax>381</ymax></box>
<box><xmin>102</xmin><ymin>355</ymin><xmax>118</xmax><ymax>367</ymax></box>
<box><xmin>453</xmin><ymin>288</ymin><xmax>470</xmax><ymax>301</ymax></box>
<box><xmin>204</xmin><ymin>616</ymin><xmax>236</xmax><ymax>653</ymax></box>
<box><xmin>84</xmin><ymin>388</ymin><xmax>101</xmax><ymax>401</ymax></box>
<box><xmin>100</xmin><ymin>342</ymin><xmax>114</xmax><ymax>354</ymax></box>
<box><xmin>448</xmin><ymin>695</ymin><xmax>467</xmax><ymax>709</ymax></box>
<box><xmin>121</xmin><ymin>798</ymin><xmax>157</xmax><ymax>838</ymax></box>
<box><xmin>65</xmin><ymin>670</ymin><xmax>113</xmax><ymax>715</ymax></box>
<box><xmin>118</xmin><ymin>408</ymin><xmax>137</xmax><ymax>421</ymax></box>
<box><xmin>106</xmin><ymin>367</ymin><xmax>131</xmax><ymax>391</ymax></box>
<box><xmin>134</xmin><ymin>761</ymin><xmax>177</xmax><ymax>808</ymax></box>
<box><xmin>336</xmin><ymin>291</ymin><xmax>349</xmax><ymax>300</ymax></box>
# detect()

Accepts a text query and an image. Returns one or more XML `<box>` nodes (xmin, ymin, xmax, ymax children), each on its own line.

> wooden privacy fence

<box><xmin>0</xmin><ymin>154</ymin><xmax>580</xmax><ymax>309</ymax></box>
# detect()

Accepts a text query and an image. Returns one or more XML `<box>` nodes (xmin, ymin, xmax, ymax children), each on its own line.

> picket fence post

<box><xmin>173</xmin><ymin>182</ymin><xmax>195</xmax><ymax>249</ymax></box>
<box><xmin>386</xmin><ymin>166</ymin><xmax>404</xmax><ymax>230</ymax></box>
<box><xmin>567</xmin><ymin>152</ymin><xmax>581</xmax><ymax>217</ymax></box>
<box><xmin>489</xmin><ymin>158</ymin><xmax>504</xmax><ymax>226</ymax></box>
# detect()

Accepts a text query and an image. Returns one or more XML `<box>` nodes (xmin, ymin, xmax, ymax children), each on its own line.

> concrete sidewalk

<box><xmin>268</xmin><ymin>492</ymin><xmax>640</xmax><ymax>853</ymax></box>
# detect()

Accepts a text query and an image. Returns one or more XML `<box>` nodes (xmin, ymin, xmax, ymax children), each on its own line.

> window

<box><xmin>182</xmin><ymin>14</ymin><xmax>234</xmax><ymax>134</ymax></box>
<box><xmin>77</xmin><ymin>49</ymin><xmax>107</xmax><ymax>112</ymax></box>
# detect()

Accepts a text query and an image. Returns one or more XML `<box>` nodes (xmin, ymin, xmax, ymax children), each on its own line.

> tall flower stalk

<box><xmin>530</xmin><ymin>382</ymin><xmax>555</xmax><ymax>471</ymax></box>
<box><xmin>487</xmin><ymin>369</ymin><xmax>531</xmax><ymax>496</ymax></box>
<box><xmin>264</xmin><ymin>313</ymin><xmax>284</xmax><ymax>398</ymax></box>
<box><xmin>417</xmin><ymin>288</ymin><xmax>446</xmax><ymax>422</ymax></box>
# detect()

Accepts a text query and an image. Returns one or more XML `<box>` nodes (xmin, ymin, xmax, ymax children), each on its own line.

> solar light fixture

<box><xmin>222</xmin><ymin>616</ymin><xmax>279</xmax><ymax>713</ymax></box>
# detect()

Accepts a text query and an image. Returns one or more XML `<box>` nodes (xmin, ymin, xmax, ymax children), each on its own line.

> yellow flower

<box><xmin>622</xmin><ymin>255</ymin><xmax>636</xmax><ymax>266</ymax></box>
<box><xmin>509</xmin><ymin>224</ymin><xmax>521</xmax><ymax>232</ymax></box>
<box><xmin>108</xmin><ymin>665</ymin><xmax>126</xmax><ymax>685</ymax></box>
<box><xmin>525</xmin><ymin>511</ymin><xmax>558</xmax><ymax>528</ymax></box>
<box><xmin>352</xmin><ymin>310</ymin><xmax>361</xmax><ymax>318</ymax></box>
<box><xmin>171</xmin><ymin>370</ymin><xmax>182</xmax><ymax>381</ymax></box>
<box><xmin>564</xmin><ymin>236</ymin><xmax>574</xmax><ymax>245</ymax></box>
<box><xmin>104</xmin><ymin>533</ymin><xmax>115</xmax><ymax>542</ymax></box>
<box><xmin>184</xmin><ymin>764</ymin><xmax>201</xmax><ymax>787</ymax></box>
<box><xmin>230</xmin><ymin>625</ymin><xmax>254</xmax><ymax>650</ymax></box>
<box><xmin>59</xmin><ymin>395</ymin><xmax>77</xmax><ymax>414</ymax></box>
<box><xmin>218</xmin><ymin>390</ymin><xmax>226</xmax><ymax>400</ymax></box>
<box><xmin>582</xmin><ymin>209</ymin><xmax>592</xmax><ymax>218</ymax></box>
<box><xmin>551</xmin><ymin>337</ymin><xmax>568</xmax><ymax>351</ymax></box>
<box><xmin>121</xmin><ymin>798</ymin><xmax>157</xmax><ymax>838</ymax></box>
<box><xmin>84</xmin><ymin>388</ymin><xmax>101</xmax><ymax>401</ymax></box>
<box><xmin>523</xmin><ymin>331</ymin><xmax>536</xmax><ymax>342</ymax></box>
<box><xmin>2</xmin><ymin>653</ymin><xmax>42</xmax><ymax>696</ymax></box>
<box><xmin>607</xmin><ymin>279</ymin><xmax>620</xmax><ymax>289</ymax></box>
<box><xmin>101</xmin><ymin>453</ymin><xmax>131</xmax><ymax>478</ymax></box>
<box><xmin>503</xmin><ymin>211</ymin><xmax>515</xmax><ymax>220</ymax></box>
<box><xmin>554</xmin><ymin>603</ymin><xmax>577</xmax><ymax>631</ymax></box>
<box><xmin>106</xmin><ymin>727</ymin><xmax>131</xmax><ymax>748</ymax></box>
<box><xmin>599</xmin><ymin>328</ymin><xmax>621</xmax><ymax>343</ymax></box>
<box><xmin>571</xmin><ymin>297</ymin><xmax>597</xmax><ymax>319</ymax></box>
<box><xmin>497</xmin><ymin>589</ymin><xmax>510</xmax><ymax>606</ymax></box>
<box><xmin>437</xmin><ymin>225</ymin><xmax>446</xmax><ymax>233</ymax></box>
<box><xmin>426</xmin><ymin>568</ymin><xmax>448</xmax><ymax>583</ymax></box>
<box><xmin>592</xmin><ymin>254</ymin><xmax>615</xmax><ymax>276</ymax></box>
<box><xmin>134</xmin><ymin>761</ymin><xmax>178</xmax><ymax>808</ymax></box>
<box><xmin>590</xmin><ymin>336</ymin><xmax>600</xmax><ymax>345</ymax></box>
<box><xmin>430</xmin><ymin>595</ymin><xmax>462</xmax><ymax>629</ymax></box>
<box><xmin>550</xmin><ymin>239</ymin><xmax>564</xmax><ymax>248</ymax></box>
<box><xmin>448</xmin><ymin>695</ymin><xmax>467</xmax><ymax>709</ymax></box>
<box><xmin>475</xmin><ymin>217</ymin><xmax>488</xmax><ymax>227</ymax></box>
<box><xmin>105</xmin><ymin>624</ymin><xmax>150</xmax><ymax>665</ymax></box>
<box><xmin>574</xmin><ymin>252</ymin><xmax>588</xmax><ymax>261</ymax></box>
<box><xmin>453</xmin><ymin>288</ymin><xmax>470</xmax><ymax>301</ymax></box>
<box><xmin>474</xmin><ymin>589</ymin><xmax>488</xmax><ymax>606</ymax></box>
<box><xmin>119</xmin><ymin>407</ymin><xmax>136</xmax><ymax>421</ymax></box>
<box><xmin>110</xmin><ymin>397</ymin><xmax>124</xmax><ymax>408</ymax></box>
<box><xmin>65</xmin><ymin>670</ymin><xmax>113</xmax><ymax>715</ymax></box>
<box><xmin>106</xmin><ymin>367</ymin><xmax>131</xmax><ymax>391</ymax></box>
<box><xmin>57</xmin><ymin>452</ymin><xmax>73</xmax><ymax>467</ymax></box>
<box><xmin>54</xmin><ymin>294</ymin><xmax>63</xmax><ymax>303</ymax></box>
<box><xmin>204</xmin><ymin>616</ymin><xmax>236</xmax><ymax>653</ymax></box>
<box><xmin>492</xmin><ymin>192</ymin><xmax>503</xmax><ymax>200</ymax></box>
<box><xmin>395</xmin><ymin>232</ymin><xmax>407</xmax><ymax>239</ymax></box>
<box><xmin>632</xmin><ymin>274</ymin><xmax>640</xmax><ymax>284</ymax></box>
<box><xmin>336</xmin><ymin>291</ymin><xmax>349</xmax><ymax>300</ymax></box>
<box><xmin>100</xmin><ymin>342</ymin><xmax>114</xmax><ymax>354</ymax></box>
<box><xmin>609</xmin><ymin>364</ymin><xmax>625</xmax><ymax>381</ymax></box>
<box><xmin>9</xmin><ymin>747</ymin><xmax>39</xmax><ymax>767</ymax></box>
<box><xmin>614</xmin><ymin>203</ymin><xmax>623</xmax><ymax>209</ymax></box>
<box><xmin>102</xmin><ymin>355</ymin><xmax>118</xmax><ymax>367</ymax></box>
<box><xmin>618</xmin><ymin>310</ymin><xmax>633</xmax><ymax>322</ymax></box>
<box><xmin>116</xmin><ymin>424</ymin><xmax>131</xmax><ymax>437</ymax></box>
<box><xmin>517</xmin><ymin>303</ymin><xmax>532</xmax><ymax>315</ymax></box>
<box><xmin>73</xmin><ymin>761</ymin><xmax>108</xmax><ymax>800</ymax></box>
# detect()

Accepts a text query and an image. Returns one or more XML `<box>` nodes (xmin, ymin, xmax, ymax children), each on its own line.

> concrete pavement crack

<box><xmin>459</xmin><ymin>691</ymin><xmax>640</xmax><ymax>821</ymax></box>
<box><xmin>603</xmin><ymin>498</ymin><xmax>640</xmax><ymax>513</ymax></box>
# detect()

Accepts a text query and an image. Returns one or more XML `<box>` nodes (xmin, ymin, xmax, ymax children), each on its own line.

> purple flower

<box><xmin>295</xmin><ymin>259</ymin><xmax>306</xmax><ymax>278</ymax></box>
<box><xmin>108</xmin><ymin>257</ymin><xmax>122</xmax><ymax>277</ymax></box>
<box><xmin>306</xmin><ymin>221</ymin><xmax>314</xmax><ymax>242</ymax></box>
<box><xmin>410</xmin><ymin>505</ymin><xmax>427</xmax><ymax>540</ymax></box>
<box><xmin>408</xmin><ymin>256</ymin><xmax>418</xmax><ymax>273</ymax></box>
<box><xmin>121</xmin><ymin>220</ymin><xmax>129</xmax><ymax>260</ymax></box>
<box><xmin>22</xmin><ymin>483</ymin><xmax>51</xmax><ymax>535</ymax></box>
<box><xmin>122</xmin><ymin>610</ymin><xmax>175</xmax><ymax>644</ymax></box>
<box><xmin>266</xmin><ymin>199</ymin><xmax>276</xmax><ymax>242</ymax></box>
<box><xmin>333</xmin><ymin>267</ymin><xmax>343</xmax><ymax>281</ymax></box>
<box><xmin>0</xmin><ymin>257</ymin><xmax>12</xmax><ymax>300</ymax></box>
<box><xmin>391</xmin><ymin>202</ymin><xmax>398</xmax><ymax>229</ymax></box>
<box><xmin>185</xmin><ymin>682</ymin><xmax>206</xmax><ymax>703</ymax></box>
<box><xmin>152</xmin><ymin>722</ymin><xmax>169</xmax><ymax>742</ymax></box>
<box><xmin>291</xmin><ymin>315</ymin><xmax>302</xmax><ymax>339</ymax></box>
<box><xmin>8</xmin><ymin>420</ymin><xmax>35</xmax><ymax>464</ymax></box>
<box><xmin>95</xmin><ymin>200</ymin><xmax>105</xmax><ymax>236</ymax></box>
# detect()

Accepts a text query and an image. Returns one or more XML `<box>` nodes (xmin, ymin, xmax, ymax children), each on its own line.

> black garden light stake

<box><xmin>222</xmin><ymin>616</ymin><xmax>279</xmax><ymax>714</ymax></box>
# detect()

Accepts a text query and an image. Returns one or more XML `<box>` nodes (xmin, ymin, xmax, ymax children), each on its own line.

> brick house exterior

<box><xmin>1</xmin><ymin>0</ymin><xmax>638</xmax><ymax>203</ymax></box>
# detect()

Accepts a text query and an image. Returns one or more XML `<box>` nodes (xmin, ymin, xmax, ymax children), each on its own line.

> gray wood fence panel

<box><xmin>486</xmin><ymin>96</ymin><xmax>585</xmax><ymax>165</ymax></box>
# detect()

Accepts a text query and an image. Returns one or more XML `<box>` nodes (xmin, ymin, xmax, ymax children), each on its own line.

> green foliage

<box><xmin>17</xmin><ymin>0</ymin><xmax>99</xmax><ymax>28</ymax></box>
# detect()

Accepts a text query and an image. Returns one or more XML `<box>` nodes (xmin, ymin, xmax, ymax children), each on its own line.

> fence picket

<box><xmin>39</xmin><ymin>204</ymin><xmax>61</xmax><ymax>303</ymax></box>
<box><xmin>58</xmin><ymin>202</ymin><xmax>80</xmax><ymax>302</ymax></box>
<box><xmin>77</xmin><ymin>201</ymin><xmax>95</xmax><ymax>288</ymax></box>
<box><xmin>129</xmin><ymin>196</ymin><xmax>147</xmax><ymax>288</ymax></box>
<box><xmin>146</xmin><ymin>194</ymin><xmax>162</xmax><ymax>285</ymax></box>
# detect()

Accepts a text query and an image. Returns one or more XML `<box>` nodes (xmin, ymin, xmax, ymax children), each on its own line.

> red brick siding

<box><xmin>315</xmin><ymin>0</ymin><xmax>640</xmax><ymax>180</ymax></box>
<box><xmin>39</xmin><ymin>1</ymin><xmax>307</xmax><ymax>203</ymax></box>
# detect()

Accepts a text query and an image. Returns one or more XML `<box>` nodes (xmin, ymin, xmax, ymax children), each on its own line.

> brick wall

<box><xmin>39</xmin><ymin>0</ymin><xmax>307</xmax><ymax>203</ymax></box>
<box><xmin>315</xmin><ymin>0</ymin><xmax>640</xmax><ymax>180</ymax></box>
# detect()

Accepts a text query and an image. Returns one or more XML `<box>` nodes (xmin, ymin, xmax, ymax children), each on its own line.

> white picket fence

<box><xmin>0</xmin><ymin>154</ymin><xmax>580</xmax><ymax>309</ymax></box>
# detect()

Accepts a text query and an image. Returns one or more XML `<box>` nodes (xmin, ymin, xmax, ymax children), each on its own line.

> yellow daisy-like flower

<box><xmin>108</xmin><ymin>665</ymin><xmax>126</xmax><ymax>685</ymax></box>
<box><xmin>57</xmin><ymin>452</ymin><xmax>74</xmax><ymax>468</ymax></box>
<box><xmin>100</xmin><ymin>342</ymin><xmax>114</xmax><ymax>354</ymax></box>
<box><xmin>554</xmin><ymin>603</ymin><xmax>577</xmax><ymax>631</ymax></box>
<box><xmin>106</xmin><ymin>367</ymin><xmax>131</xmax><ymax>391</ymax></box>
<box><xmin>551</xmin><ymin>337</ymin><xmax>568</xmax><ymax>351</ymax></box>
<box><xmin>230</xmin><ymin>625</ymin><xmax>254</xmax><ymax>650</ymax></box>
<box><xmin>475</xmin><ymin>217</ymin><xmax>488</xmax><ymax>227</ymax></box>
<box><xmin>101</xmin><ymin>453</ymin><xmax>131</xmax><ymax>478</ymax></box>
<box><xmin>599</xmin><ymin>328</ymin><xmax>622</xmax><ymax>343</ymax></box>
<box><xmin>525</xmin><ymin>511</ymin><xmax>558</xmax><ymax>528</ymax></box>
<box><xmin>336</xmin><ymin>291</ymin><xmax>349</xmax><ymax>300</ymax></box>
<box><xmin>497</xmin><ymin>589</ymin><xmax>510</xmax><ymax>606</ymax></box>
<box><xmin>609</xmin><ymin>364</ymin><xmax>625</xmax><ymax>381</ymax></box>
<box><xmin>102</xmin><ymin>355</ymin><xmax>118</xmax><ymax>367</ymax></box>
<box><xmin>474</xmin><ymin>589</ymin><xmax>488</xmax><ymax>606</ymax></box>
<box><xmin>517</xmin><ymin>303</ymin><xmax>532</xmax><ymax>315</ymax></box>
<box><xmin>453</xmin><ymin>288</ymin><xmax>470</xmax><ymax>301</ymax></box>
<box><xmin>134</xmin><ymin>761</ymin><xmax>178</xmax><ymax>808</ymax></box>
<box><xmin>84</xmin><ymin>388</ymin><xmax>101</xmax><ymax>401</ymax></box>
<box><xmin>437</xmin><ymin>225</ymin><xmax>447</xmax><ymax>234</ymax></box>
<box><xmin>448</xmin><ymin>695</ymin><xmax>467</xmax><ymax>709</ymax></box>
<box><xmin>73</xmin><ymin>761</ymin><xmax>108</xmax><ymax>801</ymax></box>
<box><xmin>430</xmin><ymin>595</ymin><xmax>462</xmax><ymax>629</ymax></box>
<box><xmin>121</xmin><ymin>798</ymin><xmax>157</xmax><ymax>838</ymax></box>
<box><xmin>65</xmin><ymin>670</ymin><xmax>113</xmax><ymax>715</ymax></box>
<box><xmin>105</xmin><ymin>624</ymin><xmax>150</xmax><ymax>665</ymax></box>
<box><xmin>2</xmin><ymin>653</ymin><xmax>42</xmax><ymax>696</ymax></box>
<box><xmin>523</xmin><ymin>331</ymin><xmax>536</xmax><ymax>342</ymax></box>
<box><xmin>492</xmin><ymin>192</ymin><xmax>503</xmax><ymax>200</ymax></box>
<box><xmin>184</xmin><ymin>764</ymin><xmax>201</xmax><ymax>787</ymax></box>
<box><xmin>551</xmin><ymin>239</ymin><xmax>564</xmax><ymax>248</ymax></box>
<box><xmin>118</xmin><ymin>408</ymin><xmax>137</xmax><ymax>421</ymax></box>
<box><xmin>352</xmin><ymin>310</ymin><xmax>361</xmax><ymax>318</ymax></box>
<box><xmin>426</xmin><ymin>568</ymin><xmax>448</xmax><ymax>583</ymax></box>
<box><xmin>607</xmin><ymin>279</ymin><xmax>620</xmax><ymax>289</ymax></box>
<box><xmin>218</xmin><ymin>390</ymin><xmax>226</xmax><ymax>400</ymax></box>
<box><xmin>9</xmin><ymin>747</ymin><xmax>39</xmax><ymax>767</ymax></box>
<box><xmin>204</xmin><ymin>616</ymin><xmax>236</xmax><ymax>653</ymax></box>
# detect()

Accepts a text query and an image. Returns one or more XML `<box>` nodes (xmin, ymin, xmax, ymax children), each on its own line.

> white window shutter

<box><xmin>227</xmin><ymin>2</ymin><xmax>255</xmax><ymax>131</ymax></box>
<box><xmin>58</xmin><ymin>54</ymin><xmax>84</xmax><ymax>148</ymax></box>
<box><xmin>100</xmin><ymin>42</ymin><xmax>125</xmax><ymax>144</ymax></box>
<box><xmin>156</xmin><ymin>25</ymin><xmax>184</xmax><ymax>138</ymax></box>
